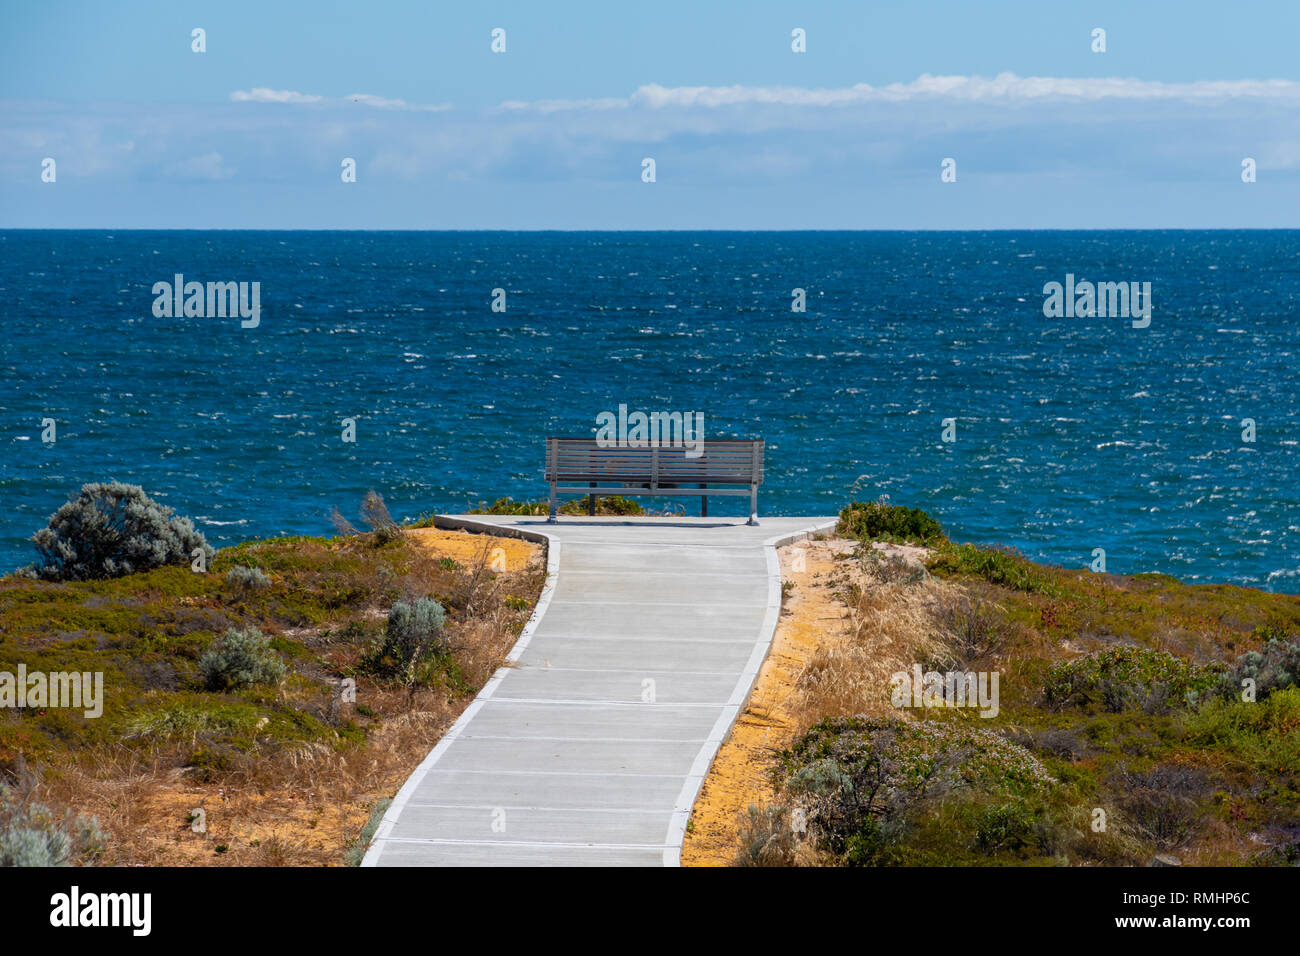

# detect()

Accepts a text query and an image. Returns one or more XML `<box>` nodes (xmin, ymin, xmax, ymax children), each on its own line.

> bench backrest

<box><xmin>545</xmin><ymin>438</ymin><xmax>764</xmax><ymax>485</ymax></box>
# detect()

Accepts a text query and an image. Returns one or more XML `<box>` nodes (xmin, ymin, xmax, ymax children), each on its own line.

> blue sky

<box><xmin>3</xmin><ymin>0</ymin><xmax>1300</xmax><ymax>228</ymax></box>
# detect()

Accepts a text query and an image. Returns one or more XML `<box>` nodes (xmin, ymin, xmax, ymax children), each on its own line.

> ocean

<box><xmin>1</xmin><ymin>230</ymin><xmax>1297</xmax><ymax>591</ymax></box>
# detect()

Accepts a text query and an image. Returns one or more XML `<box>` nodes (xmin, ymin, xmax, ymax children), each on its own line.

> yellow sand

<box><xmin>681</xmin><ymin>539</ymin><xmax>849</xmax><ymax>866</ymax></box>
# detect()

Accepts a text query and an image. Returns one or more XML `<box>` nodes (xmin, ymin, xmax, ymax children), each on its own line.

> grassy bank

<box><xmin>723</xmin><ymin>500</ymin><xmax>1300</xmax><ymax>867</ymax></box>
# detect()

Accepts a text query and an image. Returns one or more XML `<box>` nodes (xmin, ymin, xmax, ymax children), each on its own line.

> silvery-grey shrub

<box><xmin>198</xmin><ymin>627</ymin><xmax>287</xmax><ymax>691</ymax></box>
<box><xmin>31</xmin><ymin>481</ymin><xmax>213</xmax><ymax>581</ymax></box>
<box><xmin>1221</xmin><ymin>630</ymin><xmax>1300</xmax><ymax>700</ymax></box>
<box><xmin>225</xmin><ymin>565</ymin><xmax>270</xmax><ymax>590</ymax></box>
<box><xmin>366</xmin><ymin>598</ymin><xmax>448</xmax><ymax>680</ymax></box>
<box><xmin>0</xmin><ymin>785</ymin><xmax>106</xmax><ymax>867</ymax></box>
<box><xmin>0</xmin><ymin>826</ymin><xmax>70</xmax><ymax>867</ymax></box>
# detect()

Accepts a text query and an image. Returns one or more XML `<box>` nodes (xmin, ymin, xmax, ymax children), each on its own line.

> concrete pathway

<box><xmin>362</xmin><ymin>514</ymin><xmax>836</xmax><ymax>867</ymax></box>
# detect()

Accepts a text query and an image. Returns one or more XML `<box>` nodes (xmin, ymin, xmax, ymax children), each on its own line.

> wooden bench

<box><xmin>544</xmin><ymin>437</ymin><xmax>765</xmax><ymax>525</ymax></box>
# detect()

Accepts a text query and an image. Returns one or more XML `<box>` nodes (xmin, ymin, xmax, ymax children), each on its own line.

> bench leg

<box><xmin>699</xmin><ymin>484</ymin><xmax>707</xmax><ymax>518</ymax></box>
<box><xmin>588</xmin><ymin>482</ymin><xmax>596</xmax><ymax>516</ymax></box>
<box><xmin>747</xmin><ymin>485</ymin><xmax>758</xmax><ymax>526</ymax></box>
<box><xmin>548</xmin><ymin>481</ymin><xmax>558</xmax><ymax>523</ymax></box>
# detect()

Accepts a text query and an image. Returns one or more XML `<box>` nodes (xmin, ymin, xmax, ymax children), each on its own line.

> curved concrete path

<box><xmin>362</xmin><ymin>514</ymin><xmax>836</xmax><ymax>867</ymax></box>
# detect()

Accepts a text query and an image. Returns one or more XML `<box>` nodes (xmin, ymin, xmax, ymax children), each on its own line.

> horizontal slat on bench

<box><xmin>544</xmin><ymin>439</ymin><xmax>764</xmax><ymax>486</ymax></box>
<box><xmin>553</xmin><ymin>486</ymin><xmax>753</xmax><ymax>497</ymax></box>
<box><xmin>553</xmin><ymin>478</ymin><xmax>759</xmax><ymax>486</ymax></box>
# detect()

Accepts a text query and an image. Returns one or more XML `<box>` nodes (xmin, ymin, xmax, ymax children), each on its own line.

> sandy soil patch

<box><xmin>406</xmin><ymin>527</ymin><xmax>537</xmax><ymax>572</ymax></box>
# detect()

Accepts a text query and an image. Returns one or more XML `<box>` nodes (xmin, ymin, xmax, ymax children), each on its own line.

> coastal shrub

<box><xmin>0</xmin><ymin>785</ymin><xmax>106</xmax><ymax>867</ymax></box>
<box><xmin>778</xmin><ymin>715</ymin><xmax>1055</xmax><ymax>862</ymax></box>
<box><xmin>1179</xmin><ymin>688</ymin><xmax>1300</xmax><ymax>775</ymax></box>
<box><xmin>225</xmin><ymin>565</ymin><xmax>270</xmax><ymax>590</ymax></box>
<box><xmin>362</xmin><ymin>598</ymin><xmax>448</xmax><ymax>681</ymax></box>
<box><xmin>470</xmin><ymin>496</ymin><xmax>645</xmax><ymax>517</ymax></box>
<box><xmin>926</xmin><ymin>543</ymin><xmax>1056</xmax><ymax>594</ymax></box>
<box><xmin>934</xmin><ymin>592</ymin><xmax>1011</xmax><ymax>666</ymax></box>
<box><xmin>1113</xmin><ymin>766</ymin><xmax>1208</xmax><ymax>850</ymax></box>
<box><xmin>1218</xmin><ymin>629</ymin><xmax>1300</xmax><ymax>701</ymax></box>
<box><xmin>562</xmin><ymin>495</ymin><xmax>644</xmax><ymax>516</ymax></box>
<box><xmin>360</xmin><ymin>490</ymin><xmax>402</xmax><ymax>543</ymax></box>
<box><xmin>1043</xmin><ymin>646</ymin><xmax>1222</xmax><ymax>714</ymax></box>
<box><xmin>31</xmin><ymin>482</ymin><xmax>214</xmax><ymax>582</ymax></box>
<box><xmin>974</xmin><ymin>801</ymin><xmax>1038</xmax><ymax>853</ymax></box>
<box><xmin>1006</xmin><ymin>726</ymin><xmax>1089</xmax><ymax>761</ymax></box>
<box><xmin>471</xmin><ymin>498</ymin><xmax>549</xmax><ymax>516</ymax></box>
<box><xmin>734</xmin><ymin>805</ymin><xmax>801</xmax><ymax>867</ymax></box>
<box><xmin>838</xmin><ymin>500</ymin><xmax>945</xmax><ymax>545</ymax></box>
<box><xmin>858</xmin><ymin>547</ymin><xmax>928</xmax><ymax>585</ymax></box>
<box><xmin>198</xmin><ymin>627</ymin><xmax>287</xmax><ymax>691</ymax></box>
<box><xmin>328</xmin><ymin>506</ymin><xmax>360</xmax><ymax>536</ymax></box>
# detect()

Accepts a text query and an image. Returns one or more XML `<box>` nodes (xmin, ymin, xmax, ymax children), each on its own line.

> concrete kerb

<box><xmin>359</xmin><ymin>517</ymin><xmax>561</xmax><ymax>866</ymax></box>
<box><xmin>660</xmin><ymin>517</ymin><xmax>839</xmax><ymax>866</ymax></box>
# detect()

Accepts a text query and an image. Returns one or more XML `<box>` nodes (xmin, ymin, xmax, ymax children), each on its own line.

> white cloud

<box><xmin>498</xmin><ymin>96</ymin><xmax>629</xmax><ymax>113</ymax></box>
<box><xmin>499</xmin><ymin>73</ymin><xmax>1300</xmax><ymax>112</ymax></box>
<box><xmin>228</xmin><ymin>74</ymin><xmax>1300</xmax><ymax>117</ymax></box>
<box><xmin>229</xmin><ymin>88</ymin><xmax>323</xmax><ymax>104</ymax></box>
<box><xmin>344</xmin><ymin>93</ymin><xmax>452</xmax><ymax>112</ymax></box>
<box><xmin>229</xmin><ymin>89</ymin><xmax>451</xmax><ymax>111</ymax></box>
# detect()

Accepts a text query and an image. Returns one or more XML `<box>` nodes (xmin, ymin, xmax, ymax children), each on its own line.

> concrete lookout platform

<box><xmin>361</xmin><ymin>514</ymin><xmax>836</xmax><ymax>867</ymax></box>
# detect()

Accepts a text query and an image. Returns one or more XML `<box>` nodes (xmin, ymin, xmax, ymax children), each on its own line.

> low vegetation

<box><xmin>778</xmin><ymin>715</ymin><xmax>1058</xmax><ymax>866</ymax></box>
<box><xmin>465</xmin><ymin>495</ymin><xmax>646</xmax><ymax>517</ymax></box>
<box><xmin>0</xmin><ymin>486</ymin><xmax>544</xmax><ymax>866</ymax></box>
<box><xmin>738</xmin><ymin>502</ymin><xmax>1300</xmax><ymax>867</ymax></box>
<box><xmin>0</xmin><ymin>781</ymin><xmax>106</xmax><ymax>866</ymax></box>
<box><xmin>837</xmin><ymin>498</ymin><xmax>946</xmax><ymax>546</ymax></box>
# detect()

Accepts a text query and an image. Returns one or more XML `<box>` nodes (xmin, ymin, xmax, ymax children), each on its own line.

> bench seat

<box><xmin>544</xmin><ymin>437</ymin><xmax>764</xmax><ymax>524</ymax></box>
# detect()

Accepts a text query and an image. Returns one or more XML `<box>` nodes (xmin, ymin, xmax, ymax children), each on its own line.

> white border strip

<box><xmin>660</xmin><ymin>517</ymin><xmax>838</xmax><ymax>866</ymax></box>
<box><xmin>360</xmin><ymin>517</ymin><xmax>560</xmax><ymax>866</ymax></box>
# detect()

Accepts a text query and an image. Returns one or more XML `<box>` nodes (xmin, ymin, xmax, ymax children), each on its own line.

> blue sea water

<box><xmin>1</xmin><ymin>230</ymin><xmax>1297</xmax><ymax>591</ymax></box>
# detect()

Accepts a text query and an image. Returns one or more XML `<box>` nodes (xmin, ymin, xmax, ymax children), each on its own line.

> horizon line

<box><xmin>5</xmin><ymin>226</ymin><xmax>1300</xmax><ymax>233</ymax></box>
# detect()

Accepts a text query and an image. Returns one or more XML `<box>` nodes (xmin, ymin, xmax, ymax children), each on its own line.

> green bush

<box><xmin>470</xmin><ymin>496</ymin><xmax>645</xmax><ymax>516</ymax></box>
<box><xmin>777</xmin><ymin>715</ymin><xmax>1055</xmax><ymax>862</ymax></box>
<box><xmin>927</xmin><ymin>543</ymin><xmax>1056</xmax><ymax>594</ymax></box>
<box><xmin>1043</xmin><ymin>646</ymin><xmax>1222</xmax><ymax>713</ymax></box>
<box><xmin>198</xmin><ymin>627</ymin><xmax>287</xmax><ymax>691</ymax></box>
<box><xmin>362</xmin><ymin>598</ymin><xmax>448</xmax><ymax>681</ymax></box>
<box><xmin>975</xmin><ymin>801</ymin><xmax>1038</xmax><ymax>853</ymax></box>
<box><xmin>838</xmin><ymin>500</ymin><xmax>946</xmax><ymax>545</ymax></box>
<box><xmin>0</xmin><ymin>785</ymin><xmax>106</xmax><ymax>867</ymax></box>
<box><xmin>30</xmin><ymin>481</ymin><xmax>214</xmax><ymax>581</ymax></box>
<box><xmin>560</xmin><ymin>495</ymin><xmax>644</xmax><ymax>516</ymax></box>
<box><xmin>470</xmin><ymin>498</ymin><xmax>549</xmax><ymax>516</ymax></box>
<box><xmin>1179</xmin><ymin>688</ymin><xmax>1300</xmax><ymax>774</ymax></box>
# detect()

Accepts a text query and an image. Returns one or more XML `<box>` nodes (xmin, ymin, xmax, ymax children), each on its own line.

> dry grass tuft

<box><xmin>791</xmin><ymin>542</ymin><xmax>962</xmax><ymax>735</ymax></box>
